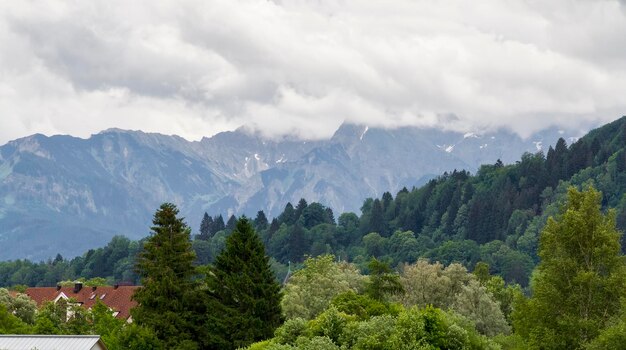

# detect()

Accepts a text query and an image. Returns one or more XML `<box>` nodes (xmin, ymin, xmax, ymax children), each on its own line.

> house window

<box><xmin>100</xmin><ymin>293</ymin><xmax>106</xmax><ymax>300</ymax></box>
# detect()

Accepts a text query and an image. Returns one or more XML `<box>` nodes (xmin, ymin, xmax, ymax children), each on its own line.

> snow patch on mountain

<box><xmin>360</xmin><ymin>126</ymin><xmax>369</xmax><ymax>141</ymax></box>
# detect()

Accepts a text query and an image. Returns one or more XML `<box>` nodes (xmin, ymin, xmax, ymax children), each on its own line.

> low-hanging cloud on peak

<box><xmin>1</xmin><ymin>0</ymin><xmax>625</xmax><ymax>144</ymax></box>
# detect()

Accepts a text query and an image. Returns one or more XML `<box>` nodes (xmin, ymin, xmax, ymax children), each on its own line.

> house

<box><xmin>0</xmin><ymin>335</ymin><xmax>107</xmax><ymax>350</ymax></box>
<box><xmin>25</xmin><ymin>282</ymin><xmax>138</xmax><ymax>322</ymax></box>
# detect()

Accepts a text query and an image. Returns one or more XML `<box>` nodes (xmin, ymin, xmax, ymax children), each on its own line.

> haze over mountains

<box><xmin>0</xmin><ymin>123</ymin><xmax>574</xmax><ymax>260</ymax></box>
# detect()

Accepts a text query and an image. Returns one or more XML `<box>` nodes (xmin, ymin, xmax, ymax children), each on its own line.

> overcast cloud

<box><xmin>1</xmin><ymin>0</ymin><xmax>626</xmax><ymax>144</ymax></box>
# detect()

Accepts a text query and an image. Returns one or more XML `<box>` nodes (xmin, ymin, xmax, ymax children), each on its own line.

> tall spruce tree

<box><xmin>204</xmin><ymin>217</ymin><xmax>283</xmax><ymax>349</ymax></box>
<box><xmin>254</xmin><ymin>210</ymin><xmax>269</xmax><ymax>230</ymax></box>
<box><xmin>513</xmin><ymin>187</ymin><xmax>626</xmax><ymax>349</ymax></box>
<box><xmin>225</xmin><ymin>214</ymin><xmax>237</xmax><ymax>231</ymax></box>
<box><xmin>132</xmin><ymin>203</ymin><xmax>197</xmax><ymax>348</ymax></box>
<box><xmin>369</xmin><ymin>198</ymin><xmax>387</xmax><ymax>236</ymax></box>
<box><xmin>212</xmin><ymin>214</ymin><xmax>225</xmax><ymax>233</ymax></box>
<box><xmin>198</xmin><ymin>212</ymin><xmax>213</xmax><ymax>240</ymax></box>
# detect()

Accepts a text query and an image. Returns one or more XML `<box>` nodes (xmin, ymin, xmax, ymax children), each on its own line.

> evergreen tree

<box><xmin>269</xmin><ymin>218</ymin><xmax>280</xmax><ymax>236</ymax></box>
<box><xmin>198</xmin><ymin>212</ymin><xmax>213</xmax><ymax>240</ymax></box>
<box><xmin>324</xmin><ymin>207</ymin><xmax>335</xmax><ymax>224</ymax></box>
<box><xmin>365</xmin><ymin>258</ymin><xmax>404</xmax><ymax>302</ymax></box>
<box><xmin>132</xmin><ymin>203</ymin><xmax>197</xmax><ymax>348</ymax></box>
<box><xmin>368</xmin><ymin>198</ymin><xmax>387</xmax><ymax>236</ymax></box>
<box><xmin>287</xmin><ymin>224</ymin><xmax>307</xmax><ymax>263</ymax></box>
<box><xmin>294</xmin><ymin>198</ymin><xmax>308</xmax><ymax>221</ymax></box>
<box><xmin>212</xmin><ymin>214</ymin><xmax>225</xmax><ymax>233</ymax></box>
<box><xmin>253</xmin><ymin>210</ymin><xmax>269</xmax><ymax>230</ymax></box>
<box><xmin>381</xmin><ymin>191</ymin><xmax>393</xmax><ymax>210</ymax></box>
<box><xmin>302</xmin><ymin>202</ymin><xmax>327</xmax><ymax>229</ymax></box>
<box><xmin>204</xmin><ymin>218</ymin><xmax>283</xmax><ymax>349</ymax></box>
<box><xmin>279</xmin><ymin>203</ymin><xmax>296</xmax><ymax>225</ymax></box>
<box><xmin>226</xmin><ymin>214</ymin><xmax>237</xmax><ymax>231</ymax></box>
<box><xmin>513</xmin><ymin>187</ymin><xmax>626</xmax><ymax>349</ymax></box>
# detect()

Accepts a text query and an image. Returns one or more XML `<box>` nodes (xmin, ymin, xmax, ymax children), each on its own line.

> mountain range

<box><xmin>0</xmin><ymin>123</ymin><xmax>575</xmax><ymax>260</ymax></box>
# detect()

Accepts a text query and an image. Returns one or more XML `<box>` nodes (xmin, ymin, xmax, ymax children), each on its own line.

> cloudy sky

<box><xmin>1</xmin><ymin>0</ymin><xmax>626</xmax><ymax>144</ymax></box>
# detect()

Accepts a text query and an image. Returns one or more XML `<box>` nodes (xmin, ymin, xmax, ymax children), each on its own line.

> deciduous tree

<box><xmin>513</xmin><ymin>187</ymin><xmax>626</xmax><ymax>349</ymax></box>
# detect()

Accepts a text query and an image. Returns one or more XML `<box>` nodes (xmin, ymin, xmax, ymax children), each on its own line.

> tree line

<box><xmin>2</xmin><ymin>186</ymin><xmax>626</xmax><ymax>349</ymax></box>
<box><xmin>4</xmin><ymin>117</ymin><xmax>626</xmax><ymax>291</ymax></box>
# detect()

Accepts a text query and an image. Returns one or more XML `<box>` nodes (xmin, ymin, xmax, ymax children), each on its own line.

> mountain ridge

<box><xmin>0</xmin><ymin>122</ymin><xmax>577</xmax><ymax>260</ymax></box>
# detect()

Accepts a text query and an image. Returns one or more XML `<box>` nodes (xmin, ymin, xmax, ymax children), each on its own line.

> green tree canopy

<box><xmin>513</xmin><ymin>187</ymin><xmax>626</xmax><ymax>349</ymax></box>
<box><xmin>281</xmin><ymin>255</ymin><xmax>365</xmax><ymax>320</ymax></box>
<box><xmin>131</xmin><ymin>203</ymin><xmax>197</xmax><ymax>348</ymax></box>
<box><xmin>204</xmin><ymin>217</ymin><xmax>283</xmax><ymax>349</ymax></box>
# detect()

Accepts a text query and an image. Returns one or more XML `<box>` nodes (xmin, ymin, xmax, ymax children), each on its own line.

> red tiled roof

<box><xmin>25</xmin><ymin>285</ymin><xmax>139</xmax><ymax>320</ymax></box>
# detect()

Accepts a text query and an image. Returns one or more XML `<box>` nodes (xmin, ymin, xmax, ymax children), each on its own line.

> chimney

<box><xmin>92</xmin><ymin>286</ymin><xmax>97</xmax><ymax>292</ymax></box>
<box><xmin>113</xmin><ymin>284</ymin><xmax>119</xmax><ymax>290</ymax></box>
<box><xmin>73</xmin><ymin>282</ymin><xmax>83</xmax><ymax>293</ymax></box>
<box><xmin>56</xmin><ymin>285</ymin><xmax>61</xmax><ymax>291</ymax></box>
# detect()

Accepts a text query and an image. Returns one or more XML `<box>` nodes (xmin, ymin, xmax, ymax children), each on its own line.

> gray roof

<box><xmin>0</xmin><ymin>335</ymin><xmax>106</xmax><ymax>350</ymax></box>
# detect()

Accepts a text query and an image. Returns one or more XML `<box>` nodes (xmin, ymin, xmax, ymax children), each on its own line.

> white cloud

<box><xmin>1</xmin><ymin>0</ymin><xmax>625</xmax><ymax>144</ymax></box>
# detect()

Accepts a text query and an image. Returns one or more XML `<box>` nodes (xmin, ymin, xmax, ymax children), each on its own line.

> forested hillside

<box><xmin>0</xmin><ymin>124</ymin><xmax>565</xmax><ymax>261</ymax></box>
<box><xmin>1</xmin><ymin>116</ymin><xmax>626</xmax><ymax>289</ymax></box>
<box><xmin>2</xmin><ymin>186</ymin><xmax>624</xmax><ymax>349</ymax></box>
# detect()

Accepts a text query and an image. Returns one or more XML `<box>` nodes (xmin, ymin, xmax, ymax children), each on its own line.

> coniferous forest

<box><xmin>3</xmin><ymin>117</ymin><xmax>626</xmax><ymax>349</ymax></box>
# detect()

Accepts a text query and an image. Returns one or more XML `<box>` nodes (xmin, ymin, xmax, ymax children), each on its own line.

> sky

<box><xmin>1</xmin><ymin>0</ymin><xmax>626</xmax><ymax>145</ymax></box>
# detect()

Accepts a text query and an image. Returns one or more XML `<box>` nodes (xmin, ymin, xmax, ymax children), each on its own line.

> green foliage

<box><xmin>198</xmin><ymin>212</ymin><xmax>213</xmax><ymax>240</ymax></box>
<box><xmin>397</xmin><ymin>259</ymin><xmax>510</xmax><ymax>336</ymax></box>
<box><xmin>452</xmin><ymin>279</ymin><xmax>510</xmax><ymax>336</ymax></box>
<box><xmin>473</xmin><ymin>262</ymin><xmax>491</xmax><ymax>284</ymax></box>
<box><xmin>0</xmin><ymin>288</ymin><xmax>36</xmax><ymax>324</ymax></box>
<box><xmin>0</xmin><ymin>303</ymin><xmax>30</xmax><ymax>334</ymax></box>
<box><xmin>255</xmin><ymin>303</ymin><xmax>498</xmax><ymax>350</ymax></box>
<box><xmin>397</xmin><ymin>260</ymin><xmax>472</xmax><ymax>309</ymax></box>
<box><xmin>8</xmin><ymin>116</ymin><xmax>626</xmax><ymax>349</ymax></box>
<box><xmin>274</xmin><ymin>318</ymin><xmax>309</xmax><ymax>345</ymax></box>
<box><xmin>365</xmin><ymin>258</ymin><xmax>404</xmax><ymax>302</ymax></box>
<box><xmin>90</xmin><ymin>300</ymin><xmax>125</xmax><ymax>349</ymax></box>
<box><xmin>204</xmin><ymin>217</ymin><xmax>283</xmax><ymax>349</ymax></box>
<box><xmin>513</xmin><ymin>187</ymin><xmax>626</xmax><ymax>349</ymax></box>
<box><xmin>116</xmin><ymin>323</ymin><xmax>164</xmax><ymax>350</ymax></box>
<box><xmin>485</xmin><ymin>276</ymin><xmax>522</xmax><ymax>322</ymax></box>
<box><xmin>585</xmin><ymin>318</ymin><xmax>626</xmax><ymax>350</ymax></box>
<box><xmin>132</xmin><ymin>203</ymin><xmax>198</xmax><ymax>348</ymax></box>
<box><xmin>331</xmin><ymin>291</ymin><xmax>399</xmax><ymax>320</ymax></box>
<box><xmin>308</xmin><ymin>306</ymin><xmax>355</xmax><ymax>343</ymax></box>
<box><xmin>33</xmin><ymin>301</ymin><xmax>66</xmax><ymax>334</ymax></box>
<box><xmin>282</xmin><ymin>255</ymin><xmax>365</xmax><ymax>320</ymax></box>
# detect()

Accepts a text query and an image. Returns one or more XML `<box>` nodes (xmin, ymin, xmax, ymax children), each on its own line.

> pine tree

<box><xmin>203</xmin><ymin>218</ymin><xmax>283</xmax><ymax>349</ymax></box>
<box><xmin>381</xmin><ymin>191</ymin><xmax>393</xmax><ymax>211</ymax></box>
<box><xmin>279</xmin><ymin>203</ymin><xmax>296</xmax><ymax>225</ymax></box>
<box><xmin>226</xmin><ymin>214</ymin><xmax>237</xmax><ymax>231</ymax></box>
<box><xmin>365</xmin><ymin>258</ymin><xmax>404</xmax><ymax>302</ymax></box>
<box><xmin>254</xmin><ymin>210</ymin><xmax>269</xmax><ymax>230</ymax></box>
<box><xmin>198</xmin><ymin>212</ymin><xmax>213</xmax><ymax>240</ymax></box>
<box><xmin>324</xmin><ymin>207</ymin><xmax>335</xmax><ymax>224</ymax></box>
<box><xmin>212</xmin><ymin>214</ymin><xmax>225</xmax><ymax>233</ymax></box>
<box><xmin>513</xmin><ymin>187</ymin><xmax>626</xmax><ymax>349</ymax></box>
<box><xmin>369</xmin><ymin>199</ymin><xmax>387</xmax><ymax>236</ymax></box>
<box><xmin>287</xmin><ymin>224</ymin><xmax>307</xmax><ymax>263</ymax></box>
<box><xmin>269</xmin><ymin>218</ymin><xmax>280</xmax><ymax>236</ymax></box>
<box><xmin>294</xmin><ymin>198</ymin><xmax>308</xmax><ymax>221</ymax></box>
<box><xmin>132</xmin><ymin>203</ymin><xmax>197</xmax><ymax>348</ymax></box>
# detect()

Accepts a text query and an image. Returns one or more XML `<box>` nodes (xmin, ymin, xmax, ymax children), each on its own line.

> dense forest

<box><xmin>2</xmin><ymin>186</ymin><xmax>625</xmax><ymax>349</ymax></box>
<box><xmin>3</xmin><ymin>117</ymin><xmax>626</xmax><ymax>348</ymax></box>
<box><xmin>3</xmin><ymin>117</ymin><xmax>626</xmax><ymax>289</ymax></box>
